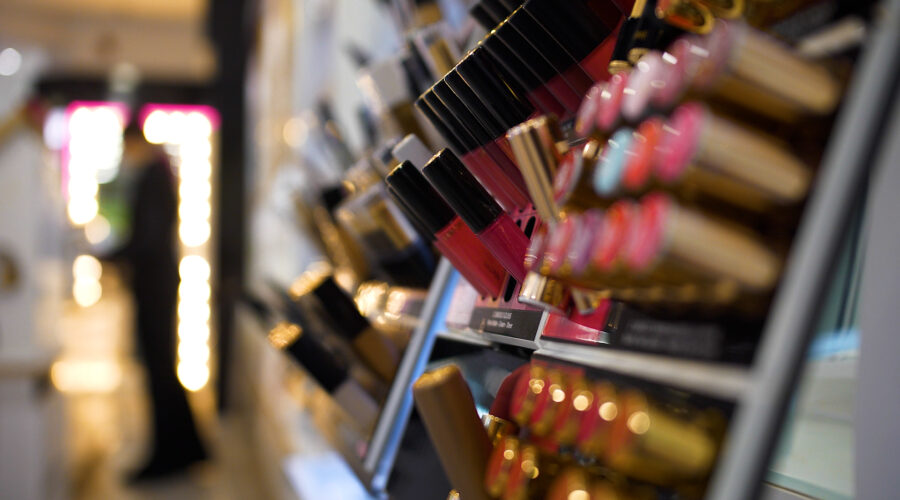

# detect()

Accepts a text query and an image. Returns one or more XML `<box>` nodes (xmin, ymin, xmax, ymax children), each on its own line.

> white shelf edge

<box><xmin>533</xmin><ymin>340</ymin><xmax>751</xmax><ymax>401</ymax></box>
<box><xmin>437</xmin><ymin>329</ymin><xmax>492</xmax><ymax>346</ymax></box>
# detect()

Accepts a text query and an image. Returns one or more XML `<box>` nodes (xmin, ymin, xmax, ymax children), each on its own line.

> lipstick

<box><xmin>621</xmin><ymin>51</ymin><xmax>666</xmax><ymax>122</ymax></box>
<box><xmin>624</xmin><ymin>192</ymin><xmax>781</xmax><ymax>291</ymax></box>
<box><xmin>417</xmin><ymin>91</ymin><xmax>522</xmax><ymax>211</ymax></box>
<box><xmin>413</xmin><ymin>365</ymin><xmax>492</xmax><ymax>500</ymax></box>
<box><xmin>507</xmin><ymin>116</ymin><xmax>564</xmax><ymax>223</ymax></box>
<box><xmin>655</xmin><ymin>22</ymin><xmax>841</xmax><ymax>119</ymax></box>
<box><xmin>585</xmin><ymin>199</ymin><xmax>638</xmax><ymax>289</ymax></box>
<box><xmin>480</xmin><ymin>35</ymin><xmax>568</xmax><ymax>117</ymax></box>
<box><xmin>432</xmin><ymin>81</ymin><xmax>533</xmax><ymax>209</ymax></box>
<box><xmin>522</xmin><ymin>0</ymin><xmax>622</xmax><ymax>82</ymax></box>
<box><xmin>503</xmin><ymin>441</ymin><xmax>553</xmax><ymax>500</ymax></box>
<box><xmin>552</xmin><ymin>139</ymin><xmax>604</xmax><ymax>211</ymax></box>
<box><xmin>518</xmin><ymin>271</ymin><xmax>570</xmax><ymax>314</ymax></box>
<box><xmin>575</xmin><ymin>82</ymin><xmax>606</xmax><ymax>138</ymax></box>
<box><xmin>656</xmin><ymin>102</ymin><xmax>811</xmax><ymax>209</ymax></box>
<box><xmin>595</xmin><ymin>70</ymin><xmax>630</xmax><ymax>133</ymax></box>
<box><xmin>484</xmin><ymin>435</ymin><xmax>519</xmax><ymax>498</ymax></box>
<box><xmin>622</xmin><ymin>115</ymin><xmax>664</xmax><ymax>192</ymax></box>
<box><xmin>606</xmin><ymin>389</ymin><xmax>717</xmax><ymax>483</ymax></box>
<box><xmin>576</xmin><ymin>380</ymin><xmax>620</xmax><ymax>457</ymax></box>
<box><xmin>266</xmin><ymin>322</ymin><xmax>379</xmax><ymax>431</ymax></box>
<box><xmin>423</xmin><ymin>149</ymin><xmax>531</xmax><ymax>281</ymax></box>
<box><xmin>593</xmin><ymin>127</ymin><xmax>635</xmax><ymax>198</ymax></box>
<box><xmin>386</xmin><ymin>161</ymin><xmax>508</xmax><ymax>298</ymax></box>
<box><xmin>288</xmin><ymin>268</ymin><xmax>400</xmax><ymax>381</ymax></box>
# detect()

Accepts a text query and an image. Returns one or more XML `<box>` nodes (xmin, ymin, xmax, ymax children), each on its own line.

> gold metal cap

<box><xmin>267</xmin><ymin>322</ymin><xmax>302</xmax><ymax>349</ymax></box>
<box><xmin>507</xmin><ymin>117</ymin><xmax>564</xmax><ymax>223</ymax></box>
<box><xmin>655</xmin><ymin>0</ymin><xmax>715</xmax><ymax>35</ymax></box>
<box><xmin>517</xmin><ymin>271</ymin><xmax>569</xmax><ymax>314</ymax></box>
<box><xmin>482</xmin><ymin>414</ymin><xmax>518</xmax><ymax>445</ymax></box>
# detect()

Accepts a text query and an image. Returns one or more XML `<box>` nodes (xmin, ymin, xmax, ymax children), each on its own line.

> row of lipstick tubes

<box><xmin>483</xmin><ymin>361</ymin><xmax>723</xmax><ymax>497</ymax></box>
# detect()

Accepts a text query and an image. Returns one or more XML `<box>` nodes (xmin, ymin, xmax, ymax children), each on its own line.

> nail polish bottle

<box><xmin>481</xmin><ymin>36</ymin><xmax>568</xmax><ymax>118</ymax></box>
<box><xmin>492</xmin><ymin>19</ymin><xmax>583</xmax><ymax>117</ymax></box>
<box><xmin>506</xmin><ymin>6</ymin><xmax>595</xmax><ymax>95</ymax></box>
<box><xmin>423</xmin><ymin>149</ymin><xmax>531</xmax><ymax>281</ymax></box>
<box><xmin>386</xmin><ymin>162</ymin><xmax>508</xmax><ymax>298</ymax></box>
<box><xmin>417</xmin><ymin>91</ymin><xmax>522</xmax><ymax>211</ymax></box>
<box><xmin>523</xmin><ymin>0</ymin><xmax>623</xmax><ymax>82</ymax></box>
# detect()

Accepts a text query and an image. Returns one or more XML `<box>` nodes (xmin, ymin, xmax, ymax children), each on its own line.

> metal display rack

<box><xmin>348</xmin><ymin>3</ymin><xmax>900</xmax><ymax>498</ymax></box>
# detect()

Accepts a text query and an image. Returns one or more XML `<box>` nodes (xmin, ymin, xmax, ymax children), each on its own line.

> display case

<box><xmin>236</xmin><ymin>0</ymin><xmax>900</xmax><ymax>498</ymax></box>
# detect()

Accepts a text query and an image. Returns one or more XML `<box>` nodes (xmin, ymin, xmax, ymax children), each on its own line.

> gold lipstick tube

<box><xmin>605</xmin><ymin>390</ymin><xmax>718</xmax><ymax>484</ymax></box>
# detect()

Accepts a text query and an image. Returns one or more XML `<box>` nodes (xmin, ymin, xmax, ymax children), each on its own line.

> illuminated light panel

<box><xmin>73</xmin><ymin>254</ymin><xmax>102</xmax><ymax>281</ymax></box>
<box><xmin>84</xmin><ymin>215</ymin><xmax>112</xmax><ymax>244</ymax></box>
<box><xmin>73</xmin><ymin>280</ymin><xmax>102</xmax><ymax>307</ymax></box>
<box><xmin>143</xmin><ymin>104</ymin><xmax>219</xmax><ymax>393</ymax></box>
<box><xmin>50</xmin><ymin>359</ymin><xmax>122</xmax><ymax>393</ymax></box>
<box><xmin>176</xmin><ymin>362</ymin><xmax>210</xmax><ymax>392</ymax></box>
<box><xmin>72</xmin><ymin>254</ymin><xmax>102</xmax><ymax>307</ymax></box>
<box><xmin>179</xmin><ymin>255</ymin><xmax>211</xmax><ymax>280</ymax></box>
<box><xmin>64</xmin><ymin>102</ymin><xmax>127</xmax><ymax>226</ymax></box>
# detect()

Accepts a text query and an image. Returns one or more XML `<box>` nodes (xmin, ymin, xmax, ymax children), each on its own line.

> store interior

<box><xmin>1</xmin><ymin>0</ymin><xmax>899</xmax><ymax>499</ymax></box>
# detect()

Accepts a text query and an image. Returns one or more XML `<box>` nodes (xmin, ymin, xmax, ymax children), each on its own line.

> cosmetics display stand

<box><xmin>360</xmin><ymin>3</ymin><xmax>900</xmax><ymax>499</ymax></box>
<box><xmin>239</xmin><ymin>0</ymin><xmax>900</xmax><ymax>498</ymax></box>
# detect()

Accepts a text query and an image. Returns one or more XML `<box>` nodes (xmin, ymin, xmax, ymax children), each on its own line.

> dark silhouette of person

<box><xmin>107</xmin><ymin>122</ymin><xmax>207</xmax><ymax>481</ymax></box>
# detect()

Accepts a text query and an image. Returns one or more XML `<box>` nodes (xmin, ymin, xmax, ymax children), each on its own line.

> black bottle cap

<box><xmin>493</xmin><ymin>19</ymin><xmax>557</xmax><ymax>82</ymax></box>
<box><xmin>279</xmin><ymin>324</ymin><xmax>349</xmax><ymax>393</ymax></box>
<box><xmin>481</xmin><ymin>35</ymin><xmax>542</xmax><ymax>93</ymax></box>
<box><xmin>306</xmin><ymin>274</ymin><xmax>371</xmax><ymax>341</ymax></box>
<box><xmin>523</xmin><ymin>0</ymin><xmax>615</xmax><ymax>60</ymax></box>
<box><xmin>444</xmin><ymin>69</ymin><xmax>507</xmax><ymax>139</ymax></box>
<box><xmin>610</xmin><ymin>16</ymin><xmax>639</xmax><ymax>66</ymax></box>
<box><xmin>498</xmin><ymin>0</ymin><xmax>523</xmax><ymax>10</ymax></box>
<box><xmin>470</xmin><ymin>3</ymin><xmax>498</xmax><ymax>30</ymax></box>
<box><xmin>386</xmin><ymin>161</ymin><xmax>456</xmax><ymax>235</ymax></box>
<box><xmin>482</xmin><ymin>0</ymin><xmax>516</xmax><ymax>20</ymax></box>
<box><xmin>470</xmin><ymin>44</ymin><xmax>535</xmax><ymax>110</ymax></box>
<box><xmin>433</xmin><ymin>79</ymin><xmax>495</xmax><ymax>146</ymax></box>
<box><xmin>507</xmin><ymin>7</ymin><xmax>586</xmax><ymax>80</ymax></box>
<box><xmin>630</xmin><ymin>0</ymin><xmax>684</xmax><ymax>56</ymax></box>
<box><xmin>421</xmin><ymin>90</ymin><xmax>481</xmax><ymax>153</ymax></box>
<box><xmin>321</xmin><ymin>185</ymin><xmax>347</xmax><ymax>213</ymax></box>
<box><xmin>415</xmin><ymin>92</ymin><xmax>469</xmax><ymax>153</ymax></box>
<box><xmin>386</xmin><ymin>185</ymin><xmax>436</xmax><ymax>242</ymax></box>
<box><xmin>422</xmin><ymin>149</ymin><xmax>502</xmax><ymax>234</ymax></box>
<box><xmin>457</xmin><ymin>49</ymin><xmax>533</xmax><ymax>128</ymax></box>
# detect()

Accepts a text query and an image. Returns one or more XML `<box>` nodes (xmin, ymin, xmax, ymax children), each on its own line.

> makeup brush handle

<box><xmin>414</xmin><ymin>365</ymin><xmax>492</xmax><ymax>500</ymax></box>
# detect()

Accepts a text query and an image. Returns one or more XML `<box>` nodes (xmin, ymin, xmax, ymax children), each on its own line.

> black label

<box><xmin>469</xmin><ymin>307</ymin><xmax>545</xmax><ymax>341</ymax></box>
<box><xmin>611</xmin><ymin>308</ymin><xmax>724</xmax><ymax>359</ymax></box>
